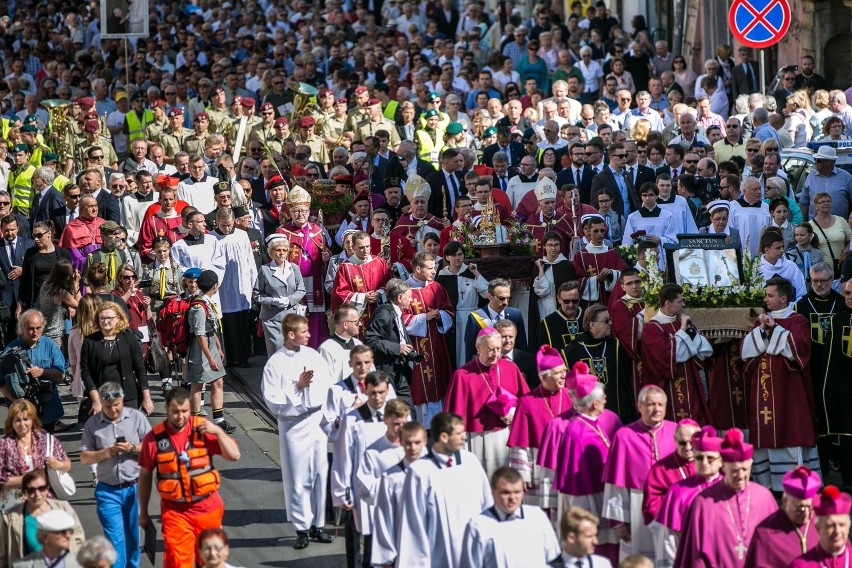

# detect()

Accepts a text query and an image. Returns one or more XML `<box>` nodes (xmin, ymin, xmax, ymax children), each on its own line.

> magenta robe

<box><xmin>642</xmin><ymin>451</ymin><xmax>696</xmax><ymax>524</ymax></box>
<box><xmin>673</xmin><ymin>481</ymin><xmax>779</xmax><ymax>568</ymax></box>
<box><xmin>655</xmin><ymin>474</ymin><xmax>722</xmax><ymax>532</ymax></box>
<box><xmin>443</xmin><ymin>358</ymin><xmax>529</xmax><ymax>433</ymax></box>
<box><xmin>791</xmin><ymin>545</ymin><xmax>851</xmax><ymax>567</ymax></box>
<box><xmin>744</xmin><ymin>509</ymin><xmax>819</xmax><ymax>568</ymax></box>
<box><xmin>506</xmin><ymin>386</ymin><xmax>573</xmax><ymax>449</ymax></box>
<box><xmin>537</xmin><ymin>410</ymin><xmax>622</xmax><ymax>495</ymax></box>
<box><xmin>603</xmin><ymin>420</ymin><xmax>678</xmax><ymax>490</ymax></box>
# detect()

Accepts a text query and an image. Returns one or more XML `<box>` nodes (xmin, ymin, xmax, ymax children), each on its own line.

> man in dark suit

<box><xmin>427</xmin><ymin>148</ymin><xmax>466</xmax><ymax>220</ymax></box>
<box><xmin>80</xmin><ymin>168</ymin><xmax>120</xmax><ymax>223</ymax></box>
<box><xmin>50</xmin><ymin>184</ymin><xmax>83</xmax><ymax>238</ymax></box>
<box><xmin>494</xmin><ymin>319</ymin><xmax>539</xmax><ymax>388</ymax></box>
<box><xmin>731</xmin><ymin>46</ymin><xmax>759</xmax><ymax>100</ymax></box>
<box><xmin>0</xmin><ymin>215</ymin><xmax>34</xmax><ymax>342</ymax></box>
<box><xmin>590</xmin><ymin>142</ymin><xmax>640</xmax><ymax>218</ymax></box>
<box><xmin>30</xmin><ymin>169</ymin><xmax>66</xmax><ymax>229</ymax></box>
<box><xmin>432</xmin><ymin>0</ymin><xmax>459</xmax><ymax>38</ymax></box>
<box><xmin>555</xmin><ymin>142</ymin><xmax>595</xmax><ymax>203</ymax></box>
<box><xmin>463</xmin><ymin>278</ymin><xmax>528</xmax><ymax>364</ymax></box>
<box><xmin>481</xmin><ymin>127</ymin><xmax>525</xmax><ymax>169</ymax></box>
<box><xmin>624</xmin><ymin>140</ymin><xmax>657</xmax><ymax>190</ymax></box>
<box><xmin>363</xmin><ymin>278</ymin><xmax>414</xmax><ymax>409</ymax></box>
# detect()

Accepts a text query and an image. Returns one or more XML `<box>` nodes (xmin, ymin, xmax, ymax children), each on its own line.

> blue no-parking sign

<box><xmin>728</xmin><ymin>0</ymin><xmax>791</xmax><ymax>49</ymax></box>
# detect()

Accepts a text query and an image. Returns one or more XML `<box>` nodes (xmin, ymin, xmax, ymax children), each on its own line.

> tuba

<box><xmin>41</xmin><ymin>98</ymin><xmax>73</xmax><ymax>166</ymax></box>
<box><xmin>289</xmin><ymin>82</ymin><xmax>319</xmax><ymax>123</ymax></box>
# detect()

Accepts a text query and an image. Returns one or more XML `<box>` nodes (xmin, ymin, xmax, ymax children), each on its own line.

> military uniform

<box><xmin>86</xmin><ymin>136</ymin><xmax>119</xmax><ymax>166</ymax></box>
<box><xmin>356</xmin><ymin>117</ymin><xmax>401</xmax><ymax>147</ymax></box>
<box><xmin>322</xmin><ymin>115</ymin><xmax>346</xmax><ymax>142</ymax></box>
<box><xmin>144</xmin><ymin>118</ymin><xmax>169</xmax><ymax>142</ymax></box>
<box><xmin>158</xmin><ymin>127</ymin><xmax>192</xmax><ymax>157</ymax></box>
<box><xmin>249</xmin><ymin>123</ymin><xmax>276</xmax><ymax>144</ymax></box>
<box><xmin>302</xmin><ymin>135</ymin><xmax>329</xmax><ymax>165</ymax></box>
<box><xmin>343</xmin><ymin>108</ymin><xmax>368</xmax><ymax>133</ymax></box>
<box><xmin>206</xmin><ymin>107</ymin><xmax>231</xmax><ymax>134</ymax></box>
<box><xmin>184</xmin><ymin>132</ymin><xmax>210</xmax><ymax>157</ymax></box>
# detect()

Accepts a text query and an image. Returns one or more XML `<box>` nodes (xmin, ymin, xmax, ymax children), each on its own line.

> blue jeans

<box><xmin>95</xmin><ymin>482</ymin><xmax>140</xmax><ymax>568</ymax></box>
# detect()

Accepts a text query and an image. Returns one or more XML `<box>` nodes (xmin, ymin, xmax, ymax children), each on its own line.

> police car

<box><xmin>780</xmin><ymin>140</ymin><xmax>852</xmax><ymax>199</ymax></box>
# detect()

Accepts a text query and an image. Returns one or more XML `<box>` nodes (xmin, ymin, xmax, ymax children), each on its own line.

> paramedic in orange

<box><xmin>137</xmin><ymin>387</ymin><xmax>240</xmax><ymax>568</ymax></box>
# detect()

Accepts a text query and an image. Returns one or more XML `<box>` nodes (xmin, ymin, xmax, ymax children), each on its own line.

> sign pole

<box><xmin>728</xmin><ymin>0</ymin><xmax>791</xmax><ymax>88</ymax></box>
<box><xmin>759</xmin><ymin>50</ymin><xmax>766</xmax><ymax>94</ymax></box>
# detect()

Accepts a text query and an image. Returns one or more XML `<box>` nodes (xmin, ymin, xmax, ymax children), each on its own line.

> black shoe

<box><xmin>293</xmin><ymin>531</ymin><xmax>309</xmax><ymax>550</ymax></box>
<box><xmin>309</xmin><ymin>526</ymin><xmax>334</xmax><ymax>543</ymax></box>
<box><xmin>216</xmin><ymin>419</ymin><xmax>237</xmax><ymax>434</ymax></box>
<box><xmin>161</xmin><ymin>380</ymin><xmax>173</xmax><ymax>394</ymax></box>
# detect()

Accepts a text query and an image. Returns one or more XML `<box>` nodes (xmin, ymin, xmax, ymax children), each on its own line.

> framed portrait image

<box><xmin>101</xmin><ymin>0</ymin><xmax>149</xmax><ymax>38</ymax></box>
<box><xmin>663</xmin><ymin>234</ymin><xmax>745</xmax><ymax>288</ymax></box>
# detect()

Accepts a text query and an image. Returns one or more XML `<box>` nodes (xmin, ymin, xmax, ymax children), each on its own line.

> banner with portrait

<box><xmin>101</xmin><ymin>0</ymin><xmax>149</xmax><ymax>38</ymax></box>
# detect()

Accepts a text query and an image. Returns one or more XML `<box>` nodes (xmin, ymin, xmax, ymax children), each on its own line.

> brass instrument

<box><xmin>41</xmin><ymin>99</ymin><xmax>73</xmax><ymax>169</ymax></box>
<box><xmin>289</xmin><ymin>82</ymin><xmax>319</xmax><ymax>124</ymax></box>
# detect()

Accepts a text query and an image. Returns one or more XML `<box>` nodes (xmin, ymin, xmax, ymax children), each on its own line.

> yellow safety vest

<box><xmin>0</xmin><ymin>118</ymin><xmax>8</xmax><ymax>141</ymax></box>
<box><xmin>126</xmin><ymin>109</ymin><xmax>154</xmax><ymax>142</ymax></box>
<box><xmin>416</xmin><ymin>128</ymin><xmax>445</xmax><ymax>166</ymax></box>
<box><xmin>10</xmin><ymin>164</ymin><xmax>36</xmax><ymax>214</ymax></box>
<box><xmin>28</xmin><ymin>144</ymin><xmax>50</xmax><ymax>168</ymax></box>
<box><xmin>383</xmin><ymin>100</ymin><xmax>398</xmax><ymax>121</ymax></box>
<box><xmin>53</xmin><ymin>173</ymin><xmax>70</xmax><ymax>192</ymax></box>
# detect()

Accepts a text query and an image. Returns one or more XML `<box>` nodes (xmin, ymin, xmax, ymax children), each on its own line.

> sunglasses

<box><xmin>67</xmin><ymin>194</ymin><xmax>82</xmax><ymax>199</ymax></box>
<box><xmin>101</xmin><ymin>390</ymin><xmax>123</xmax><ymax>400</ymax></box>
<box><xmin>32</xmin><ymin>232</ymin><xmax>48</xmax><ymax>239</ymax></box>
<box><xmin>25</xmin><ymin>485</ymin><xmax>49</xmax><ymax>495</ymax></box>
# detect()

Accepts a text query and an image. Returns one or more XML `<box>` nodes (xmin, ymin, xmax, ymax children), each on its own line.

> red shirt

<box><xmin>139</xmin><ymin>418</ymin><xmax>223</xmax><ymax>514</ymax></box>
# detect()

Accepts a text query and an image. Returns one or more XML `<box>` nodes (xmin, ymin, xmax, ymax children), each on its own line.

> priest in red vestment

<box><xmin>276</xmin><ymin>185</ymin><xmax>332</xmax><ymax>348</ymax></box>
<box><xmin>707</xmin><ymin>339</ymin><xmax>749</xmax><ymax>431</ymax></box>
<box><xmin>331</xmin><ymin>231</ymin><xmax>391</xmax><ymax>331</ymax></box>
<box><xmin>507</xmin><ymin>345</ymin><xmax>572</xmax><ymax>513</ymax></box>
<box><xmin>641</xmin><ymin>418</ymin><xmax>700</xmax><ymax>525</ymax></box>
<box><xmin>368</xmin><ymin>208</ymin><xmax>415</xmax><ymax>274</ymax></box>
<box><xmin>674</xmin><ymin>428</ymin><xmax>779</xmax><ymax>568</ymax></box>
<box><xmin>741</xmin><ymin>276</ymin><xmax>820</xmax><ymax>492</ymax></box>
<box><xmin>444</xmin><ymin>327</ymin><xmax>529</xmax><ymax>479</ymax></box>
<box><xmin>791</xmin><ymin>486</ymin><xmax>852</xmax><ymax>567</ymax></box>
<box><xmin>522</xmin><ymin>177</ymin><xmax>575</xmax><ymax>258</ymax></box>
<box><xmin>401</xmin><ymin>251</ymin><xmax>455</xmax><ymax>427</ymax></box>
<box><xmin>641</xmin><ymin>283</ymin><xmax>712</xmax><ymax>424</ymax></box>
<box><xmin>437</xmin><ymin>195</ymin><xmax>473</xmax><ymax>253</ymax></box>
<box><xmin>572</xmin><ymin>214</ymin><xmax>627</xmax><ymax>308</ymax></box>
<box><xmin>536</xmin><ymin>365</ymin><xmax>622</xmax><ymax>563</ymax></box>
<box><xmin>391</xmin><ymin>174</ymin><xmax>444</xmax><ymax>252</ymax></box>
<box><xmin>58</xmin><ymin>194</ymin><xmax>105</xmax><ymax>272</ymax></box>
<box><xmin>602</xmin><ymin>385</ymin><xmax>678</xmax><ymax>563</ymax></box>
<box><xmin>609</xmin><ymin>268</ymin><xmax>645</xmax><ymax>396</ymax></box>
<box><xmin>136</xmin><ymin>186</ymin><xmax>184</xmax><ymax>260</ymax></box>
<box><xmin>746</xmin><ymin>466</ymin><xmax>821</xmax><ymax>568</ymax></box>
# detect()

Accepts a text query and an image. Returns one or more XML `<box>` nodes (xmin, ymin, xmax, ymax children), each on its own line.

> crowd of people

<box><xmin>0</xmin><ymin>0</ymin><xmax>850</xmax><ymax>566</ymax></box>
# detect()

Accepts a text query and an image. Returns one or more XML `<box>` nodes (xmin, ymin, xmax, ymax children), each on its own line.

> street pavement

<box><xmin>35</xmin><ymin>356</ymin><xmax>347</xmax><ymax>567</ymax></box>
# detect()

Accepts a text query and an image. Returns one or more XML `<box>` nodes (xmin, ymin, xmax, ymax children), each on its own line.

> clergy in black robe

<box><xmin>536</xmin><ymin>281</ymin><xmax>584</xmax><ymax>354</ymax></box>
<box><xmin>562</xmin><ymin>306</ymin><xmax>639</xmax><ymax>424</ymax></box>
<box><xmin>529</xmin><ymin>240</ymin><xmax>577</xmax><ymax>348</ymax></box>
<box><xmin>820</xmin><ymin>283</ymin><xmax>852</xmax><ymax>488</ymax></box>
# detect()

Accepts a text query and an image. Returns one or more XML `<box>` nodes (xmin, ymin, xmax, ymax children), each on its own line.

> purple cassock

<box><xmin>603</xmin><ymin>420</ymin><xmax>678</xmax><ymax>492</ymax></box>
<box><xmin>744</xmin><ymin>508</ymin><xmax>819</xmax><ymax>568</ymax></box>
<box><xmin>673</xmin><ymin>481</ymin><xmax>778</xmax><ymax>568</ymax></box>
<box><xmin>790</xmin><ymin>545</ymin><xmax>852</xmax><ymax>567</ymax></box>
<box><xmin>656</xmin><ymin>474</ymin><xmax>723</xmax><ymax>533</ymax></box>
<box><xmin>537</xmin><ymin>409</ymin><xmax>622</xmax><ymax>495</ymax></box>
<box><xmin>642</xmin><ymin>451</ymin><xmax>696</xmax><ymax>525</ymax></box>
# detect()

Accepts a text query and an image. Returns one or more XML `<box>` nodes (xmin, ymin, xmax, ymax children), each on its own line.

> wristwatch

<box><xmin>130</xmin><ymin>444</ymin><xmax>137</xmax><ymax>454</ymax></box>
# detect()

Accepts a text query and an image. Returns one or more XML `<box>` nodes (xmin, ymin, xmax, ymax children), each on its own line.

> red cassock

<box><xmin>707</xmin><ymin>340</ymin><xmax>749</xmax><ymax>430</ymax></box>
<box><xmin>443</xmin><ymin>358</ymin><xmax>530</xmax><ymax>432</ymax></box>
<box><xmin>641</xmin><ymin>319</ymin><xmax>712</xmax><ymax>424</ymax></box>
<box><xmin>402</xmin><ymin>281</ymin><xmax>455</xmax><ymax>405</ymax></box>
<box><xmin>141</xmin><ymin>199</ymin><xmax>191</xmax><ymax>223</ymax></box>
<box><xmin>331</xmin><ymin>256</ymin><xmax>391</xmax><ymax>323</ymax></box>
<box><xmin>369</xmin><ymin>234</ymin><xmax>416</xmax><ymax>271</ymax></box>
<box><xmin>391</xmin><ymin>214</ymin><xmax>444</xmax><ymax>250</ymax></box>
<box><xmin>572</xmin><ymin>248</ymin><xmax>628</xmax><ymax>308</ymax></box>
<box><xmin>524</xmin><ymin>213</ymin><xmax>575</xmax><ymax>257</ymax></box>
<box><xmin>641</xmin><ymin>451</ymin><xmax>696</xmax><ymax>524</ymax></box>
<box><xmin>137</xmin><ymin>213</ymin><xmax>184</xmax><ymax>259</ymax></box>
<box><xmin>609</xmin><ymin>296</ymin><xmax>644</xmax><ymax>396</ymax></box>
<box><xmin>744</xmin><ymin>508</ymin><xmax>819</xmax><ymax>568</ymax></box>
<box><xmin>743</xmin><ymin>314</ymin><xmax>817</xmax><ymax>449</ymax></box>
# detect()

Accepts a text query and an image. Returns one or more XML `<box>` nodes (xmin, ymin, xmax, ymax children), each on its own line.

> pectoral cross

<box><xmin>735</xmin><ymin>538</ymin><xmax>747</xmax><ymax>560</ymax></box>
<box><xmin>352</xmin><ymin>275</ymin><xmax>365</xmax><ymax>291</ymax></box>
<box><xmin>760</xmin><ymin>407</ymin><xmax>773</xmax><ymax>425</ymax></box>
<box><xmin>732</xmin><ymin>386</ymin><xmax>744</xmax><ymax>405</ymax></box>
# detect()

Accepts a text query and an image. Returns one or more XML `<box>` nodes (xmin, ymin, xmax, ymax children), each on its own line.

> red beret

<box><xmin>299</xmin><ymin>115</ymin><xmax>316</xmax><ymax>128</ymax></box>
<box><xmin>83</xmin><ymin>120</ymin><xmax>99</xmax><ymax>133</ymax></box>
<box><xmin>168</xmin><ymin>107</ymin><xmax>184</xmax><ymax>117</ymax></box>
<box><xmin>260</xmin><ymin>101</ymin><xmax>274</xmax><ymax>112</ymax></box>
<box><xmin>240</xmin><ymin>97</ymin><xmax>256</xmax><ymax>108</ymax></box>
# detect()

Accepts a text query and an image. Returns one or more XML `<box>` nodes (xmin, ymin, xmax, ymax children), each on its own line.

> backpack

<box><xmin>156</xmin><ymin>296</ymin><xmax>210</xmax><ymax>356</ymax></box>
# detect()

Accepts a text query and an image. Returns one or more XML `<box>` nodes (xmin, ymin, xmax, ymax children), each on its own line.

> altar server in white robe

<box><xmin>436</xmin><ymin>241</ymin><xmax>489</xmax><ymax>367</ymax></box>
<box><xmin>729</xmin><ymin>177</ymin><xmax>771</xmax><ymax>257</ymax></box>
<box><xmin>261</xmin><ymin>313</ymin><xmax>336</xmax><ymax>550</ymax></box>
<box><xmin>332</xmin><ymin>375</ymin><xmax>402</xmax><ymax>568</ymax></box>
<box><xmin>654</xmin><ymin>174</ymin><xmax>698</xmax><ymax>235</ymax></box>
<box><xmin>172</xmin><ymin>209</ymin><xmax>225</xmax><ymax>310</ymax></box>
<box><xmin>395</xmin><ymin>412</ymin><xmax>493</xmax><ymax>568</ymax></box>
<box><xmin>759</xmin><ymin>228</ymin><xmax>807</xmax><ymax>301</ymax></box>
<box><xmin>621</xmin><ymin>182</ymin><xmax>678</xmax><ymax>269</ymax></box>
<box><xmin>460</xmin><ymin>466</ymin><xmax>561</xmax><ymax>568</ymax></box>
<box><xmin>211</xmin><ymin>208</ymin><xmax>258</xmax><ymax>366</ymax></box>
<box><xmin>371</xmin><ymin>421</ymin><xmax>429</xmax><ymax>567</ymax></box>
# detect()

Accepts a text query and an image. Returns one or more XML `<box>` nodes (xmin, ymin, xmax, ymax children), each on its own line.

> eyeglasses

<box><xmin>99</xmin><ymin>316</ymin><xmax>117</xmax><ymax>321</ymax></box>
<box><xmin>684</xmin><ymin>159</ymin><xmax>698</xmax><ymax>164</ymax></box>
<box><xmin>495</xmin><ymin>296</ymin><xmax>511</xmax><ymax>302</ymax></box>
<box><xmin>594</xmin><ymin>318</ymin><xmax>612</xmax><ymax>324</ymax></box>
<box><xmin>746</xmin><ymin>148</ymin><xmax>758</xmax><ymax>153</ymax></box>
<box><xmin>726</xmin><ymin>124</ymin><xmax>739</xmax><ymax>128</ymax></box>
<box><xmin>676</xmin><ymin>440</ymin><xmax>692</xmax><ymax>446</ymax></box>
<box><xmin>815</xmin><ymin>159</ymin><xmax>833</xmax><ymax>164</ymax></box>
<box><xmin>101</xmin><ymin>390</ymin><xmax>123</xmax><ymax>400</ymax></box>
<box><xmin>694</xmin><ymin>454</ymin><xmax>718</xmax><ymax>462</ymax></box>
<box><xmin>613</xmin><ymin>153</ymin><xmax>627</xmax><ymax>159</ymax></box>
<box><xmin>559</xmin><ymin>298</ymin><xmax>580</xmax><ymax>304</ymax></box>
<box><xmin>120</xmin><ymin>275</ymin><xmax>136</xmax><ymax>280</ymax></box>
<box><xmin>25</xmin><ymin>485</ymin><xmax>49</xmax><ymax>495</ymax></box>
<box><xmin>783</xmin><ymin>76</ymin><xmax>795</xmax><ymax>81</ymax></box>
<box><xmin>32</xmin><ymin>232</ymin><xmax>48</xmax><ymax>239</ymax></box>
<box><xmin>67</xmin><ymin>194</ymin><xmax>81</xmax><ymax>199</ymax></box>
<box><xmin>811</xmin><ymin>277</ymin><xmax>832</xmax><ymax>284</ymax></box>
<box><xmin>0</xmin><ymin>201</ymin><xmax>9</xmax><ymax>206</ymax></box>
<box><xmin>90</xmin><ymin>155</ymin><xmax>104</xmax><ymax>160</ymax></box>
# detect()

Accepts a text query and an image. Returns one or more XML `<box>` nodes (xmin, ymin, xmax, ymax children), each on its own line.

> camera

<box><xmin>0</xmin><ymin>347</ymin><xmax>52</xmax><ymax>415</ymax></box>
<box><xmin>404</xmin><ymin>351</ymin><xmax>424</xmax><ymax>364</ymax></box>
<box><xmin>694</xmin><ymin>176</ymin><xmax>721</xmax><ymax>203</ymax></box>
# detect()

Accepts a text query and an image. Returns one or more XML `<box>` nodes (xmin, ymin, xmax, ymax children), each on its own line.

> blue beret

<box><xmin>182</xmin><ymin>267</ymin><xmax>202</xmax><ymax>279</ymax></box>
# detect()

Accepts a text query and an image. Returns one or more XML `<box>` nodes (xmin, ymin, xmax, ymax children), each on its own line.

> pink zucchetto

<box><xmin>719</xmin><ymin>428</ymin><xmax>753</xmax><ymax>462</ymax></box>
<box><xmin>477</xmin><ymin>327</ymin><xmax>499</xmax><ymax>338</ymax></box>
<box><xmin>782</xmin><ymin>466</ymin><xmax>822</xmax><ymax>500</ymax></box>
<box><xmin>571</xmin><ymin>362</ymin><xmax>599</xmax><ymax>399</ymax></box>
<box><xmin>536</xmin><ymin>345</ymin><xmax>564</xmax><ymax>373</ymax></box>
<box><xmin>691</xmin><ymin>425</ymin><xmax>723</xmax><ymax>452</ymax></box>
<box><xmin>813</xmin><ymin>486</ymin><xmax>852</xmax><ymax>516</ymax></box>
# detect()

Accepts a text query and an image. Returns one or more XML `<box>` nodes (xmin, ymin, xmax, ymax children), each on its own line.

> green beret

<box><xmin>43</xmin><ymin>153</ymin><xmax>60</xmax><ymax>162</ymax></box>
<box><xmin>423</xmin><ymin>109</ymin><xmax>439</xmax><ymax>119</ymax></box>
<box><xmin>445</xmin><ymin>122</ymin><xmax>463</xmax><ymax>135</ymax></box>
<box><xmin>482</xmin><ymin>126</ymin><xmax>497</xmax><ymax>138</ymax></box>
<box><xmin>22</xmin><ymin>114</ymin><xmax>38</xmax><ymax>124</ymax></box>
<box><xmin>21</xmin><ymin>124</ymin><xmax>38</xmax><ymax>133</ymax></box>
<box><xmin>10</xmin><ymin>144</ymin><xmax>28</xmax><ymax>153</ymax></box>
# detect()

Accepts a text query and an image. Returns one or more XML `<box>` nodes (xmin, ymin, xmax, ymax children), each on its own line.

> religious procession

<box><xmin>0</xmin><ymin>0</ymin><xmax>852</xmax><ymax>567</ymax></box>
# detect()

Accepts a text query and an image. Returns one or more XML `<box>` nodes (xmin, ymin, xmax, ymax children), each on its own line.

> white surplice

<box><xmin>459</xmin><ymin>504</ymin><xmax>561</xmax><ymax>568</ymax></box>
<box><xmin>212</xmin><ymin>229</ymin><xmax>257</xmax><ymax>312</ymax></box>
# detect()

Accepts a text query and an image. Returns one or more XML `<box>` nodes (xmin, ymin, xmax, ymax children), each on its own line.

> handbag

<box><xmin>45</xmin><ymin>433</ymin><xmax>76</xmax><ymax>499</ymax></box>
<box><xmin>146</xmin><ymin>320</ymin><xmax>169</xmax><ymax>374</ymax></box>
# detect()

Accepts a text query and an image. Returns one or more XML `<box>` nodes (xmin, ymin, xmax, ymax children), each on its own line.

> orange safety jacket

<box><xmin>153</xmin><ymin>417</ymin><xmax>221</xmax><ymax>503</ymax></box>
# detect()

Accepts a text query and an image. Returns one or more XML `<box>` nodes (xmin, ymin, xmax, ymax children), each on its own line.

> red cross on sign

<box><xmin>728</xmin><ymin>0</ymin><xmax>791</xmax><ymax>49</ymax></box>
